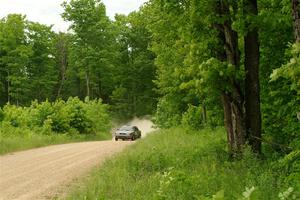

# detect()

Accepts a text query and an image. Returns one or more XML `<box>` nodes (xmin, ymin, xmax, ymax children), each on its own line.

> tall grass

<box><xmin>66</xmin><ymin>127</ymin><xmax>299</xmax><ymax>200</ymax></box>
<box><xmin>0</xmin><ymin>126</ymin><xmax>111</xmax><ymax>155</ymax></box>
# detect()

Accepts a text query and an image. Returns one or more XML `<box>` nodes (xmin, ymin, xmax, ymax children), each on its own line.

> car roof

<box><xmin>120</xmin><ymin>125</ymin><xmax>136</xmax><ymax>129</ymax></box>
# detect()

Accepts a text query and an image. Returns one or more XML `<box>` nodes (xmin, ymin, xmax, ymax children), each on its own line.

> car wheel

<box><xmin>132</xmin><ymin>136</ymin><xmax>135</xmax><ymax>141</ymax></box>
<box><xmin>115</xmin><ymin>137</ymin><xmax>118</xmax><ymax>141</ymax></box>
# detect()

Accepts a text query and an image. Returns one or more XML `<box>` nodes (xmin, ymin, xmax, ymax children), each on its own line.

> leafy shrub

<box><xmin>266</xmin><ymin>43</ymin><xmax>300</xmax><ymax>149</ymax></box>
<box><xmin>48</xmin><ymin>100</ymin><xmax>71</xmax><ymax>133</ymax></box>
<box><xmin>207</xmin><ymin>109</ymin><xmax>223</xmax><ymax>128</ymax></box>
<box><xmin>66</xmin><ymin>97</ymin><xmax>92</xmax><ymax>134</ymax></box>
<box><xmin>181</xmin><ymin>104</ymin><xmax>203</xmax><ymax>129</ymax></box>
<box><xmin>84</xmin><ymin>98</ymin><xmax>111</xmax><ymax>133</ymax></box>
<box><xmin>271</xmin><ymin>43</ymin><xmax>300</xmax><ymax>94</ymax></box>
<box><xmin>67</xmin><ymin>127</ymin><xmax>299</xmax><ymax>200</ymax></box>
<box><xmin>0</xmin><ymin>97</ymin><xmax>112</xmax><ymax>154</ymax></box>
<box><xmin>274</xmin><ymin>150</ymin><xmax>300</xmax><ymax>192</ymax></box>
<box><xmin>1</xmin><ymin>97</ymin><xmax>111</xmax><ymax>134</ymax></box>
<box><xmin>0</xmin><ymin>108</ymin><xmax>4</xmax><ymax>122</ymax></box>
<box><xmin>154</xmin><ymin>96</ymin><xmax>182</xmax><ymax>128</ymax></box>
<box><xmin>30</xmin><ymin>100</ymin><xmax>54</xmax><ymax>127</ymax></box>
<box><xmin>2</xmin><ymin>104</ymin><xmax>30</xmax><ymax>127</ymax></box>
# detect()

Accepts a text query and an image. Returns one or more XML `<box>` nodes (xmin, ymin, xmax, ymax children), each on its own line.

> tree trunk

<box><xmin>97</xmin><ymin>72</ymin><xmax>102</xmax><ymax>98</ymax></box>
<box><xmin>3</xmin><ymin>76</ymin><xmax>7</xmax><ymax>104</ymax></box>
<box><xmin>7</xmin><ymin>70</ymin><xmax>10</xmax><ymax>104</ymax></box>
<box><xmin>292</xmin><ymin>0</ymin><xmax>300</xmax><ymax>42</ymax></box>
<box><xmin>221</xmin><ymin>0</ymin><xmax>246</xmax><ymax>152</ymax></box>
<box><xmin>244</xmin><ymin>0</ymin><xmax>262</xmax><ymax>154</ymax></box>
<box><xmin>202</xmin><ymin>100</ymin><xmax>207</xmax><ymax>124</ymax></box>
<box><xmin>54</xmin><ymin>33</ymin><xmax>69</xmax><ymax>99</ymax></box>
<box><xmin>231</xmin><ymin>101</ymin><xmax>245</xmax><ymax>151</ymax></box>
<box><xmin>212</xmin><ymin>0</ymin><xmax>247</xmax><ymax>155</ymax></box>
<box><xmin>56</xmin><ymin>47</ymin><xmax>67</xmax><ymax>99</ymax></box>
<box><xmin>56</xmin><ymin>70</ymin><xmax>66</xmax><ymax>98</ymax></box>
<box><xmin>85</xmin><ymin>67</ymin><xmax>90</xmax><ymax>98</ymax></box>
<box><xmin>76</xmin><ymin>75</ymin><xmax>81</xmax><ymax>99</ymax></box>
<box><xmin>222</xmin><ymin>93</ymin><xmax>235</xmax><ymax>155</ymax></box>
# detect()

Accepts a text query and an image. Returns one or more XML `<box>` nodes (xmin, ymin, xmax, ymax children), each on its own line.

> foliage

<box><xmin>139</xmin><ymin>0</ymin><xmax>299</xmax><ymax>152</ymax></box>
<box><xmin>0</xmin><ymin>14</ymin><xmax>58</xmax><ymax>105</ymax></box>
<box><xmin>0</xmin><ymin>108</ymin><xmax>4</xmax><ymax>122</ymax></box>
<box><xmin>263</xmin><ymin>41</ymin><xmax>300</xmax><ymax>149</ymax></box>
<box><xmin>83</xmin><ymin>97</ymin><xmax>111</xmax><ymax>133</ymax></box>
<box><xmin>0</xmin><ymin>2</ymin><xmax>157</xmax><ymax>120</ymax></box>
<box><xmin>271</xmin><ymin>43</ymin><xmax>300</xmax><ymax>94</ymax></box>
<box><xmin>154</xmin><ymin>95</ymin><xmax>183</xmax><ymax>128</ymax></box>
<box><xmin>66</xmin><ymin>127</ymin><xmax>299</xmax><ymax>200</ymax></box>
<box><xmin>0</xmin><ymin>14</ymin><xmax>32</xmax><ymax>105</ymax></box>
<box><xmin>0</xmin><ymin>97</ymin><xmax>111</xmax><ymax>154</ymax></box>
<box><xmin>274</xmin><ymin>150</ymin><xmax>300</xmax><ymax>191</ymax></box>
<box><xmin>181</xmin><ymin>104</ymin><xmax>203</xmax><ymax>129</ymax></box>
<box><xmin>109</xmin><ymin>12</ymin><xmax>157</xmax><ymax>118</ymax></box>
<box><xmin>1</xmin><ymin>97</ymin><xmax>110</xmax><ymax>134</ymax></box>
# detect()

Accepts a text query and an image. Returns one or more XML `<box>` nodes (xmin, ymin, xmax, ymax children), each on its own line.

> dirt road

<box><xmin>0</xmin><ymin>141</ymin><xmax>132</xmax><ymax>200</ymax></box>
<box><xmin>0</xmin><ymin>119</ymin><xmax>155</xmax><ymax>200</ymax></box>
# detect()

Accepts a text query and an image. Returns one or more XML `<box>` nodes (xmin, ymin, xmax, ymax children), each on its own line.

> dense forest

<box><xmin>0</xmin><ymin>4</ymin><xmax>156</xmax><ymax>118</ymax></box>
<box><xmin>0</xmin><ymin>0</ymin><xmax>299</xmax><ymax>155</ymax></box>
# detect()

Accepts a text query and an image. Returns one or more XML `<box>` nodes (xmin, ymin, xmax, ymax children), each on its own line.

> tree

<box><xmin>0</xmin><ymin>14</ymin><xmax>32</xmax><ymax>105</ymax></box>
<box><xmin>27</xmin><ymin>22</ymin><xmax>57</xmax><ymax>102</ymax></box>
<box><xmin>268</xmin><ymin>0</ymin><xmax>300</xmax><ymax>148</ymax></box>
<box><xmin>62</xmin><ymin>0</ymin><xmax>112</xmax><ymax>99</ymax></box>
<box><xmin>142</xmin><ymin>0</ymin><xmax>298</xmax><ymax>154</ymax></box>
<box><xmin>292</xmin><ymin>0</ymin><xmax>300</xmax><ymax>42</ymax></box>
<box><xmin>110</xmin><ymin>12</ymin><xmax>157</xmax><ymax>118</ymax></box>
<box><xmin>54</xmin><ymin>32</ymin><xmax>70</xmax><ymax>99</ymax></box>
<box><xmin>244</xmin><ymin>0</ymin><xmax>261</xmax><ymax>153</ymax></box>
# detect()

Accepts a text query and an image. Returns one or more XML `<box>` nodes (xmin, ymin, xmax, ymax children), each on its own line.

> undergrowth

<box><xmin>66</xmin><ymin>127</ymin><xmax>299</xmax><ymax>200</ymax></box>
<box><xmin>0</xmin><ymin>97</ymin><xmax>112</xmax><ymax>154</ymax></box>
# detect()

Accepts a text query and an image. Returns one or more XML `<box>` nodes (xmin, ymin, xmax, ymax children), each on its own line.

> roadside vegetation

<box><xmin>0</xmin><ymin>97</ymin><xmax>111</xmax><ymax>154</ymax></box>
<box><xmin>67</xmin><ymin>127</ymin><xmax>299</xmax><ymax>200</ymax></box>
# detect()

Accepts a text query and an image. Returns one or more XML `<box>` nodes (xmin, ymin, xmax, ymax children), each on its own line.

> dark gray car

<box><xmin>115</xmin><ymin>125</ymin><xmax>141</xmax><ymax>141</ymax></box>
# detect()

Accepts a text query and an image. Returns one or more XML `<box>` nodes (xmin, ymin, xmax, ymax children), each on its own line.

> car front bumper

<box><xmin>115</xmin><ymin>135</ymin><xmax>132</xmax><ymax>139</ymax></box>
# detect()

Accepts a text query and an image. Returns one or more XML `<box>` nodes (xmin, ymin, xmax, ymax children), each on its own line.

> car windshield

<box><xmin>119</xmin><ymin>126</ymin><xmax>134</xmax><ymax>131</ymax></box>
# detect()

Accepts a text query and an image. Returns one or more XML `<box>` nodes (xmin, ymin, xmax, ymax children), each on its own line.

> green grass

<box><xmin>0</xmin><ymin>126</ymin><xmax>111</xmax><ymax>155</ymax></box>
<box><xmin>66</xmin><ymin>127</ymin><xmax>298</xmax><ymax>200</ymax></box>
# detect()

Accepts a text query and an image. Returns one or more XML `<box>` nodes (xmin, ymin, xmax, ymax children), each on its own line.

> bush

<box><xmin>154</xmin><ymin>96</ymin><xmax>182</xmax><ymax>128</ymax></box>
<box><xmin>0</xmin><ymin>97</ymin><xmax>112</xmax><ymax>154</ymax></box>
<box><xmin>49</xmin><ymin>100</ymin><xmax>71</xmax><ymax>133</ymax></box>
<box><xmin>67</xmin><ymin>127</ymin><xmax>299</xmax><ymax>200</ymax></box>
<box><xmin>84</xmin><ymin>98</ymin><xmax>111</xmax><ymax>133</ymax></box>
<box><xmin>67</xmin><ymin>98</ymin><xmax>93</xmax><ymax>134</ymax></box>
<box><xmin>181</xmin><ymin>104</ymin><xmax>203</xmax><ymax>129</ymax></box>
<box><xmin>1</xmin><ymin>97</ymin><xmax>111</xmax><ymax>135</ymax></box>
<box><xmin>2</xmin><ymin>104</ymin><xmax>30</xmax><ymax>127</ymax></box>
<box><xmin>30</xmin><ymin>100</ymin><xmax>54</xmax><ymax>127</ymax></box>
<box><xmin>0</xmin><ymin>108</ymin><xmax>4</xmax><ymax>122</ymax></box>
<box><xmin>274</xmin><ymin>150</ymin><xmax>300</xmax><ymax>192</ymax></box>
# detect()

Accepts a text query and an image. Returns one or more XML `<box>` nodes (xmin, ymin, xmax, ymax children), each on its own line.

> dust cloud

<box><xmin>112</xmin><ymin>117</ymin><xmax>157</xmax><ymax>138</ymax></box>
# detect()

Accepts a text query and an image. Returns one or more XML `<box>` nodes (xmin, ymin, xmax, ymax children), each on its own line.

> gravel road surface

<box><xmin>0</xmin><ymin>141</ymin><xmax>132</xmax><ymax>200</ymax></box>
<box><xmin>0</xmin><ymin>118</ymin><xmax>155</xmax><ymax>200</ymax></box>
